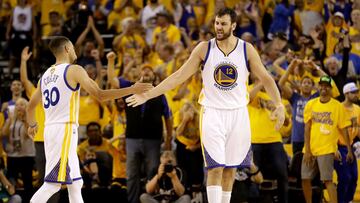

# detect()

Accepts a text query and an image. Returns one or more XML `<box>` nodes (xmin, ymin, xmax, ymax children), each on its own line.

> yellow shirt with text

<box><xmin>338</xmin><ymin>104</ymin><xmax>360</xmax><ymax>146</ymax></box>
<box><xmin>304</xmin><ymin>98</ymin><xmax>351</xmax><ymax>155</ymax></box>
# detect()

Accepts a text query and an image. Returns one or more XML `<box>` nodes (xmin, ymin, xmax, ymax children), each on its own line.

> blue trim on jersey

<box><xmin>202</xmin><ymin>40</ymin><xmax>211</xmax><ymax>70</ymax></box>
<box><xmin>64</xmin><ymin>64</ymin><xmax>80</xmax><ymax>91</ymax></box>
<box><xmin>244</xmin><ymin>42</ymin><xmax>250</xmax><ymax>72</ymax></box>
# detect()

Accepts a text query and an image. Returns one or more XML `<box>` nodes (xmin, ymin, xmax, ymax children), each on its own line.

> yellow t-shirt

<box><xmin>108</xmin><ymin>3</ymin><xmax>138</xmax><ymax>33</ymax></box>
<box><xmin>40</xmin><ymin>0</ymin><xmax>64</xmax><ymax>25</ymax></box>
<box><xmin>304</xmin><ymin>98</ymin><xmax>351</xmax><ymax>155</ymax></box>
<box><xmin>175</xmin><ymin>112</ymin><xmax>200</xmax><ymax>147</ymax></box>
<box><xmin>77</xmin><ymin>138</ymin><xmax>112</xmax><ymax>161</ymax></box>
<box><xmin>109</xmin><ymin>147</ymin><xmax>126</xmax><ymax>179</ymax></box>
<box><xmin>29</xmin><ymin>87</ymin><xmax>45</xmax><ymax>142</ymax></box>
<box><xmin>304</xmin><ymin>0</ymin><xmax>323</xmax><ymax>13</ymax></box>
<box><xmin>248</xmin><ymin>96</ymin><xmax>283</xmax><ymax>144</ymax></box>
<box><xmin>152</xmin><ymin>24</ymin><xmax>181</xmax><ymax>45</ymax></box>
<box><xmin>350</xmin><ymin>26</ymin><xmax>360</xmax><ymax>56</ymax></box>
<box><xmin>112</xmin><ymin>108</ymin><xmax>126</xmax><ymax>147</ymax></box>
<box><xmin>325</xmin><ymin>21</ymin><xmax>348</xmax><ymax>56</ymax></box>
<box><xmin>338</xmin><ymin>104</ymin><xmax>360</xmax><ymax>146</ymax></box>
<box><xmin>116</xmin><ymin>34</ymin><xmax>146</xmax><ymax>57</ymax></box>
<box><xmin>78</xmin><ymin>94</ymin><xmax>100</xmax><ymax>126</ymax></box>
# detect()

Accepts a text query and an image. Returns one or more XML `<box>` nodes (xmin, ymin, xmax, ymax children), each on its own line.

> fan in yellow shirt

<box><xmin>334</xmin><ymin>82</ymin><xmax>360</xmax><ymax>203</ymax></box>
<box><xmin>19</xmin><ymin>47</ymin><xmax>48</xmax><ymax>192</ymax></box>
<box><xmin>112</xmin><ymin>17</ymin><xmax>146</xmax><ymax>66</ymax></box>
<box><xmin>107</xmin><ymin>0</ymin><xmax>139</xmax><ymax>33</ymax></box>
<box><xmin>152</xmin><ymin>12</ymin><xmax>181</xmax><ymax>46</ymax></box>
<box><xmin>248</xmin><ymin>82</ymin><xmax>290</xmax><ymax>203</ymax></box>
<box><xmin>302</xmin><ymin>76</ymin><xmax>353</xmax><ymax>203</ymax></box>
<box><xmin>350</xmin><ymin>9</ymin><xmax>360</xmax><ymax>56</ymax></box>
<box><xmin>325</xmin><ymin>13</ymin><xmax>348</xmax><ymax>57</ymax></box>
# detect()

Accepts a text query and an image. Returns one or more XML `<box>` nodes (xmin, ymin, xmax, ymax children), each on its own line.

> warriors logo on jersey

<box><xmin>213</xmin><ymin>61</ymin><xmax>238</xmax><ymax>91</ymax></box>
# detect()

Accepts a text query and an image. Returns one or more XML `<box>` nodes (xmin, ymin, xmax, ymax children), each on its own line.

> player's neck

<box><xmin>54</xmin><ymin>56</ymin><xmax>71</xmax><ymax>66</ymax></box>
<box><xmin>216</xmin><ymin>35</ymin><xmax>237</xmax><ymax>48</ymax></box>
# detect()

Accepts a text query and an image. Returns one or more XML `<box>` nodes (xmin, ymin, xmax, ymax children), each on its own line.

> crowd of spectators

<box><xmin>1</xmin><ymin>0</ymin><xmax>360</xmax><ymax>202</ymax></box>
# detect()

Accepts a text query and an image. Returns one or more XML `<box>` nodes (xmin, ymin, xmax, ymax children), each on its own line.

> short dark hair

<box><xmin>216</xmin><ymin>7</ymin><xmax>237</xmax><ymax>23</ymax></box>
<box><xmin>86</xmin><ymin>122</ymin><xmax>101</xmax><ymax>132</ymax></box>
<box><xmin>48</xmin><ymin>36</ymin><xmax>71</xmax><ymax>55</ymax></box>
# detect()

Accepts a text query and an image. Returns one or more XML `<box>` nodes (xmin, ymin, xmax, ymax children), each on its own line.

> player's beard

<box><xmin>216</xmin><ymin>28</ymin><xmax>232</xmax><ymax>41</ymax></box>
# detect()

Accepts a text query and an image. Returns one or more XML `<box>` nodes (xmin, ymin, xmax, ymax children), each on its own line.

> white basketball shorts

<box><xmin>43</xmin><ymin>123</ymin><xmax>82</xmax><ymax>184</ymax></box>
<box><xmin>199</xmin><ymin>106</ymin><xmax>251</xmax><ymax>169</ymax></box>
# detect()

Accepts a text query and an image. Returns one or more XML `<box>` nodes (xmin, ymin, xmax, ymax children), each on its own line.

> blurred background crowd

<box><xmin>1</xmin><ymin>0</ymin><xmax>360</xmax><ymax>202</ymax></box>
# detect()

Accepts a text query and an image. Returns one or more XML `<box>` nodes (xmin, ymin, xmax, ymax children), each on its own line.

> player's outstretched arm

<box><xmin>69</xmin><ymin>65</ymin><xmax>152</xmax><ymax>102</ymax></box>
<box><xmin>26</xmin><ymin>86</ymin><xmax>42</xmax><ymax>139</ymax></box>
<box><xmin>246</xmin><ymin>42</ymin><xmax>285</xmax><ymax>130</ymax></box>
<box><xmin>126</xmin><ymin>41</ymin><xmax>207</xmax><ymax>107</ymax></box>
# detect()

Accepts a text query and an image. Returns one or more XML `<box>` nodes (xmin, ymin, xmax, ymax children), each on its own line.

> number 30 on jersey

<box><xmin>43</xmin><ymin>87</ymin><xmax>60</xmax><ymax>109</ymax></box>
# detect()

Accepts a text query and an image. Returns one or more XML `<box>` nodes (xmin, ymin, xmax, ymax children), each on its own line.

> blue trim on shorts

<box><xmin>224</xmin><ymin>165</ymin><xmax>241</xmax><ymax>168</ymax></box>
<box><xmin>206</xmin><ymin>164</ymin><xmax>226</xmax><ymax>169</ymax></box>
<box><xmin>203</xmin><ymin>146</ymin><xmax>224</xmax><ymax>168</ymax></box>
<box><xmin>63</xmin><ymin>64</ymin><xmax>80</xmax><ymax>91</ymax></box>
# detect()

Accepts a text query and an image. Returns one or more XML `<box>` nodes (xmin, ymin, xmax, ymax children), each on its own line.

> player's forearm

<box><xmin>98</xmin><ymin>87</ymin><xmax>134</xmax><ymax>102</ymax></box>
<box><xmin>145</xmin><ymin>68</ymin><xmax>192</xmax><ymax>100</ymax></box>
<box><xmin>26</xmin><ymin>106</ymin><xmax>37</xmax><ymax>126</ymax></box>
<box><xmin>262</xmin><ymin>75</ymin><xmax>282</xmax><ymax>105</ymax></box>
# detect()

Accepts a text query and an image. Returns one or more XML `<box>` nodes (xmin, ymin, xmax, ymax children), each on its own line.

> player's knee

<box><xmin>46</xmin><ymin>182</ymin><xmax>62</xmax><ymax>193</ymax></box>
<box><xmin>207</xmin><ymin>167</ymin><xmax>223</xmax><ymax>179</ymax></box>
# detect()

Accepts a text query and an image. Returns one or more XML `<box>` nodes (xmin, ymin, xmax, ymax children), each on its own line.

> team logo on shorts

<box><xmin>213</xmin><ymin>62</ymin><xmax>238</xmax><ymax>91</ymax></box>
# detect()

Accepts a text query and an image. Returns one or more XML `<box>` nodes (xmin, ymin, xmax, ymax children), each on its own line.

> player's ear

<box><xmin>232</xmin><ymin>22</ymin><xmax>237</xmax><ymax>31</ymax></box>
<box><xmin>64</xmin><ymin>45</ymin><xmax>69</xmax><ymax>53</ymax></box>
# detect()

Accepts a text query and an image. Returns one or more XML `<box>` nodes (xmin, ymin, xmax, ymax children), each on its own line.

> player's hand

<box><xmin>131</xmin><ymin>82</ymin><xmax>153</xmax><ymax>94</ymax></box>
<box><xmin>27</xmin><ymin>124</ymin><xmax>38</xmax><ymax>140</ymax></box>
<box><xmin>126</xmin><ymin>93</ymin><xmax>149</xmax><ymax>107</ymax></box>
<box><xmin>271</xmin><ymin>103</ymin><xmax>285</xmax><ymax>131</ymax></box>
<box><xmin>21</xmin><ymin>46</ymin><xmax>32</xmax><ymax>61</ymax></box>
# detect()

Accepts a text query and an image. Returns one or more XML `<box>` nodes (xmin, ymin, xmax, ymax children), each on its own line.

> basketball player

<box><xmin>126</xmin><ymin>8</ymin><xmax>285</xmax><ymax>203</ymax></box>
<box><xmin>26</xmin><ymin>36</ymin><xmax>152</xmax><ymax>203</ymax></box>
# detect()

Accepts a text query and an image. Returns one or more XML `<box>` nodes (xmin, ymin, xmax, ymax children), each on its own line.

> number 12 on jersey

<box><xmin>43</xmin><ymin>87</ymin><xmax>60</xmax><ymax>109</ymax></box>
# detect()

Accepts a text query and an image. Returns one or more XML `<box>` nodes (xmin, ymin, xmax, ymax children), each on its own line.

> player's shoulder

<box><xmin>193</xmin><ymin>40</ymin><xmax>212</xmax><ymax>60</ymax></box>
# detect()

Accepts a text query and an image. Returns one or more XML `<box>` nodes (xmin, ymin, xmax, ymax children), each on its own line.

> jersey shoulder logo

<box><xmin>213</xmin><ymin>61</ymin><xmax>238</xmax><ymax>91</ymax></box>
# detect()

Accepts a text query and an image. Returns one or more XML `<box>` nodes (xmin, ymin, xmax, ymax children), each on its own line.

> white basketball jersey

<box><xmin>198</xmin><ymin>38</ymin><xmax>249</xmax><ymax>109</ymax></box>
<box><xmin>40</xmin><ymin>64</ymin><xmax>80</xmax><ymax>126</ymax></box>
